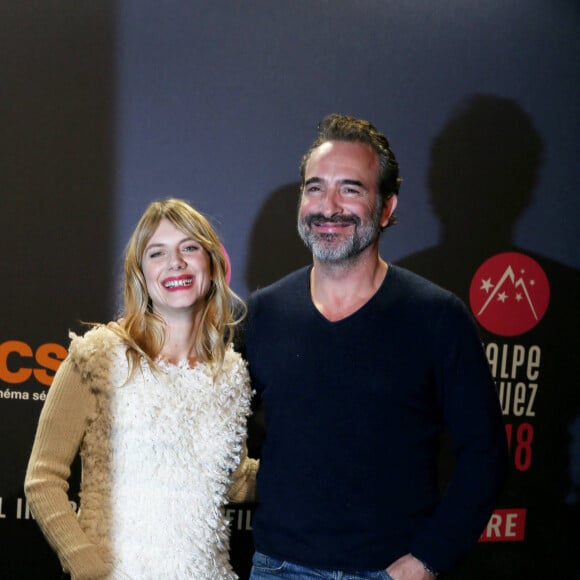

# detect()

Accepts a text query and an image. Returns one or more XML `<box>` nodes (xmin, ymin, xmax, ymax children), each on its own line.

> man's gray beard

<box><xmin>297</xmin><ymin>217</ymin><xmax>381</xmax><ymax>263</ymax></box>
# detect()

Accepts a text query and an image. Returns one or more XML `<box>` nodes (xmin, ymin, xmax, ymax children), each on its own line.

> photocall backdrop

<box><xmin>1</xmin><ymin>1</ymin><xmax>578</xmax><ymax>578</ymax></box>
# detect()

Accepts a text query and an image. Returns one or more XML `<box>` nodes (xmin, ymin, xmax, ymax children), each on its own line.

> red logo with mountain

<box><xmin>469</xmin><ymin>252</ymin><xmax>550</xmax><ymax>336</ymax></box>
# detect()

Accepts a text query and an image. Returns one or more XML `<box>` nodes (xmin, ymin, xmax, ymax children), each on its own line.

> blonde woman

<box><xmin>25</xmin><ymin>199</ymin><xmax>257</xmax><ymax>579</ymax></box>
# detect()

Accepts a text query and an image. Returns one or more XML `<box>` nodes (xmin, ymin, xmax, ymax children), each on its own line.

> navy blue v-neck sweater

<box><xmin>244</xmin><ymin>265</ymin><xmax>507</xmax><ymax>574</ymax></box>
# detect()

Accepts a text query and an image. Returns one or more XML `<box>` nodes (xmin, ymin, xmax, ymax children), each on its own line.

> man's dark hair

<box><xmin>300</xmin><ymin>113</ymin><xmax>402</xmax><ymax>227</ymax></box>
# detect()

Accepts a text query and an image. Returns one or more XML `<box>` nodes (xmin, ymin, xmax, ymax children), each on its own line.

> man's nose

<box><xmin>320</xmin><ymin>188</ymin><xmax>343</xmax><ymax>216</ymax></box>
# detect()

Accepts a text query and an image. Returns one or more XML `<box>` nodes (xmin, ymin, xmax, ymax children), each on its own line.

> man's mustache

<box><xmin>304</xmin><ymin>213</ymin><xmax>361</xmax><ymax>227</ymax></box>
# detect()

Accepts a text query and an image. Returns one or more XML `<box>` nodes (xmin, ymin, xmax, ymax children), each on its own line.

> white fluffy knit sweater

<box><xmin>25</xmin><ymin>325</ymin><xmax>257</xmax><ymax>580</ymax></box>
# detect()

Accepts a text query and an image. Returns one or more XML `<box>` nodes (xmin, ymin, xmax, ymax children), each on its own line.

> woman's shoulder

<box><xmin>69</xmin><ymin>323</ymin><xmax>125</xmax><ymax>356</ymax></box>
<box><xmin>217</xmin><ymin>345</ymin><xmax>250</xmax><ymax>385</ymax></box>
<box><xmin>67</xmin><ymin>323</ymin><xmax>129</xmax><ymax>377</ymax></box>
<box><xmin>222</xmin><ymin>344</ymin><xmax>248</xmax><ymax>370</ymax></box>
<box><xmin>213</xmin><ymin>347</ymin><xmax>252</xmax><ymax>413</ymax></box>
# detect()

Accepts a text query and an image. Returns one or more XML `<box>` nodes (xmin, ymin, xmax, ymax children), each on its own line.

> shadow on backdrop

<box><xmin>399</xmin><ymin>93</ymin><xmax>543</xmax><ymax>293</ymax></box>
<box><xmin>397</xmin><ymin>94</ymin><xmax>579</xmax><ymax>579</ymax></box>
<box><xmin>242</xmin><ymin>181</ymin><xmax>312</xmax><ymax>463</ymax></box>
<box><xmin>245</xmin><ymin>182</ymin><xmax>312</xmax><ymax>292</ymax></box>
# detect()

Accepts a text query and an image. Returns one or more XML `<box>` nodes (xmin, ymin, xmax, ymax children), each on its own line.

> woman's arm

<box><xmin>227</xmin><ymin>443</ymin><xmax>259</xmax><ymax>502</ymax></box>
<box><xmin>24</xmin><ymin>358</ymin><xmax>111</xmax><ymax>580</ymax></box>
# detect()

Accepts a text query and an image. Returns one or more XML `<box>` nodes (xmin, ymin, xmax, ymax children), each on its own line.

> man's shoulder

<box><xmin>386</xmin><ymin>266</ymin><xmax>479</xmax><ymax>343</ymax></box>
<box><xmin>249</xmin><ymin>266</ymin><xmax>310</xmax><ymax>302</ymax></box>
<box><xmin>387</xmin><ymin>264</ymin><xmax>466</xmax><ymax>313</ymax></box>
<box><xmin>245</xmin><ymin>267</ymin><xmax>311</xmax><ymax>331</ymax></box>
<box><xmin>389</xmin><ymin>264</ymin><xmax>453</xmax><ymax>298</ymax></box>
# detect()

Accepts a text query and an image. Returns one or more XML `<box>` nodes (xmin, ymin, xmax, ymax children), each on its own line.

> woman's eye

<box><xmin>149</xmin><ymin>251</ymin><xmax>163</xmax><ymax>258</ymax></box>
<box><xmin>183</xmin><ymin>244</ymin><xmax>199</xmax><ymax>252</ymax></box>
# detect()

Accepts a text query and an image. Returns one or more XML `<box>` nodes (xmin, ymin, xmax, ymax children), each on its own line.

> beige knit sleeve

<box><xmin>24</xmin><ymin>358</ymin><xmax>111</xmax><ymax>580</ymax></box>
<box><xmin>227</xmin><ymin>442</ymin><xmax>259</xmax><ymax>502</ymax></box>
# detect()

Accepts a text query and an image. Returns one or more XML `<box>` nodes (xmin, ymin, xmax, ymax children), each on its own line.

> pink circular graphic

<box><xmin>469</xmin><ymin>252</ymin><xmax>550</xmax><ymax>337</ymax></box>
<box><xmin>220</xmin><ymin>243</ymin><xmax>232</xmax><ymax>284</ymax></box>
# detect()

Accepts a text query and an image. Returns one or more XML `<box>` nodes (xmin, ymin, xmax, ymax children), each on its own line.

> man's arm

<box><xmin>408</xmin><ymin>295</ymin><xmax>508</xmax><ymax>574</ymax></box>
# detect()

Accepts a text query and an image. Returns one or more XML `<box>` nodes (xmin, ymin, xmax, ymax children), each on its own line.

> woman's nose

<box><xmin>169</xmin><ymin>252</ymin><xmax>186</xmax><ymax>269</ymax></box>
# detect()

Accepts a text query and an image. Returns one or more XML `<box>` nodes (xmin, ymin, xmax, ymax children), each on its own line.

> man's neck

<box><xmin>310</xmin><ymin>252</ymin><xmax>388</xmax><ymax>322</ymax></box>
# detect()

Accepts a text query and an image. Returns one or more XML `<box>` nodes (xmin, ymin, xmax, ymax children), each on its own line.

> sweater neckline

<box><xmin>306</xmin><ymin>263</ymin><xmax>393</xmax><ymax>324</ymax></box>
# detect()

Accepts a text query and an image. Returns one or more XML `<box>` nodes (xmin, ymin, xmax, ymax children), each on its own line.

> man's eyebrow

<box><xmin>304</xmin><ymin>178</ymin><xmax>364</xmax><ymax>187</ymax></box>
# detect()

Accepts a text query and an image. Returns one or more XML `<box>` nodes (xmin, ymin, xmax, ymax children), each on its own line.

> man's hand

<box><xmin>386</xmin><ymin>553</ymin><xmax>436</xmax><ymax>580</ymax></box>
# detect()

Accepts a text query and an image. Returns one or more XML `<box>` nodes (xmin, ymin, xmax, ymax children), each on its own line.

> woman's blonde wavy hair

<box><xmin>112</xmin><ymin>198</ymin><xmax>245</xmax><ymax>377</ymax></box>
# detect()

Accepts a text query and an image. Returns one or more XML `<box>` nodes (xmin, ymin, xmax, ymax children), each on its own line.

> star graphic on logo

<box><xmin>515</xmin><ymin>293</ymin><xmax>523</xmax><ymax>302</ymax></box>
<box><xmin>497</xmin><ymin>291</ymin><xmax>508</xmax><ymax>303</ymax></box>
<box><xmin>480</xmin><ymin>278</ymin><xmax>494</xmax><ymax>293</ymax></box>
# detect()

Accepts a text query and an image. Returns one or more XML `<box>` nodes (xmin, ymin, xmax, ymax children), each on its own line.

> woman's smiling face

<box><xmin>141</xmin><ymin>218</ymin><xmax>211</xmax><ymax>319</ymax></box>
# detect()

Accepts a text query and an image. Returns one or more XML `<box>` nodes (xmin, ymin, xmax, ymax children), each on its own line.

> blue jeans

<box><xmin>249</xmin><ymin>551</ymin><xmax>394</xmax><ymax>580</ymax></box>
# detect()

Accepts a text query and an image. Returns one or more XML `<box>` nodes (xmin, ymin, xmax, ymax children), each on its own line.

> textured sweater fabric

<box><xmin>244</xmin><ymin>265</ymin><xmax>507</xmax><ymax>574</ymax></box>
<box><xmin>25</xmin><ymin>325</ymin><xmax>257</xmax><ymax>580</ymax></box>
